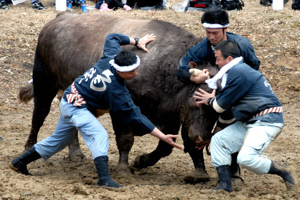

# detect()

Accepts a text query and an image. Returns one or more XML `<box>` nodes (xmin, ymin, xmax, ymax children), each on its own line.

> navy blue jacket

<box><xmin>177</xmin><ymin>32</ymin><xmax>260</xmax><ymax>83</ymax></box>
<box><xmin>63</xmin><ymin>33</ymin><xmax>155</xmax><ymax>135</ymax></box>
<box><xmin>214</xmin><ymin>62</ymin><xmax>283</xmax><ymax>124</ymax></box>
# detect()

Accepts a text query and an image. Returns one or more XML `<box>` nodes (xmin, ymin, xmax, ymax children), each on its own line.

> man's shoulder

<box><xmin>230</xmin><ymin>63</ymin><xmax>261</xmax><ymax>82</ymax></box>
<box><xmin>188</xmin><ymin>38</ymin><xmax>211</xmax><ymax>56</ymax></box>
<box><xmin>191</xmin><ymin>38</ymin><xmax>209</xmax><ymax>48</ymax></box>
<box><xmin>227</xmin><ymin>32</ymin><xmax>250</xmax><ymax>43</ymax></box>
<box><xmin>230</xmin><ymin>62</ymin><xmax>252</xmax><ymax>74</ymax></box>
<box><xmin>95</xmin><ymin>57</ymin><xmax>113</xmax><ymax>68</ymax></box>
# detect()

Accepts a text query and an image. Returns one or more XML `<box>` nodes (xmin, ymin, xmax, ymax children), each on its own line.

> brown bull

<box><xmin>19</xmin><ymin>11</ymin><xmax>219</xmax><ymax>182</ymax></box>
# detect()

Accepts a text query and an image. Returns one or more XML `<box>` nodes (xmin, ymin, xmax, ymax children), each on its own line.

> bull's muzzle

<box><xmin>194</xmin><ymin>136</ymin><xmax>210</xmax><ymax>150</ymax></box>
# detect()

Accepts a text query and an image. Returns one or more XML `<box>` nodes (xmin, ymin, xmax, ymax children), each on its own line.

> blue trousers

<box><xmin>211</xmin><ymin>121</ymin><xmax>283</xmax><ymax>174</ymax></box>
<box><xmin>34</xmin><ymin>98</ymin><xmax>109</xmax><ymax>160</ymax></box>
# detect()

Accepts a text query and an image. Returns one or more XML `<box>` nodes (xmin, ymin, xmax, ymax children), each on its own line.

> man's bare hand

<box><xmin>138</xmin><ymin>33</ymin><xmax>157</xmax><ymax>52</ymax></box>
<box><xmin>193</xmin><ymin>88</ymin><xmax>216</xmax><ymax>107</ymax></box>
<box><xmin>161</xmin><ymin>134</ymin><xmax>183</xmax><ymax>151</ymax></box>
<box><xmin>190</xmin><ymin>69</ymin><xmax>210</xmax><ymax>84</ymax></box>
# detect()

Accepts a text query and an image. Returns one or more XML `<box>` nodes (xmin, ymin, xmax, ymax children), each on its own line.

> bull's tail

<box><xmin>18</xmin><ymin>83</ymin><xmax>34</xmax><ymax>103</ymax></box>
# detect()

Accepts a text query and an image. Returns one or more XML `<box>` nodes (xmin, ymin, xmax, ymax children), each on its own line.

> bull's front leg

<box><xmin>116</xmin><ymin>132</ymin><xmax>134</xmax><ymax>172</ymax></box>
<box><xmin>132</xmin><ymin>119</ymin><xmax>180</xmax><ymax>171</ymax></box>
<box><xmin>110</xmin><ymin>112</ymin><xmax>135</xmax><ymax>173</ymax></box>
<box><xmin>181</xmin><ymin>126</ymin><xmax>210</xmax><ymax>184</ymax></box>
<box><xmin>132</xmin><ymin>139</ymin><xmax>173</xmax><ymax>170</ymax></box>
<box><xmin>184</xmin><ymin>147</ymin><xmax>210</xmax><ymax>183</ymax></box>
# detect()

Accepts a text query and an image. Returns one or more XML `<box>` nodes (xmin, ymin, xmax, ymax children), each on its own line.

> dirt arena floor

<box><xmin>0</xmin><ymin>0</ymin><xmax>299</xmax><ymax>199</ymax></box>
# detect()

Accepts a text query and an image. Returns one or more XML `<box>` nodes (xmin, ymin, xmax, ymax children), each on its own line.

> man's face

<box><xmin>117</xmin><ymin>68</ymin><xmax>139</xmax><ymax>80</ymax></box>
<box><xmin>215</xmin><ymin>49</ymin><xmax>230</xmax><ymax>68</ymax></box>
<box><xmin>205</xmin><ymin>28</ymin><xmax>227</xmax><ymax>46</ymax></box>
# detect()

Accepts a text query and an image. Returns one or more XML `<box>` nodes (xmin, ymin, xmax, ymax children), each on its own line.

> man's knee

<box><xmin>237</xmin><ymin>149</ymin><xmax>254</xmax><ymax>168</ymax></box>
<box><xmin>211</xmin><ymin>132</ymin><xmax>223</xmax><ymax>146</ymax></box>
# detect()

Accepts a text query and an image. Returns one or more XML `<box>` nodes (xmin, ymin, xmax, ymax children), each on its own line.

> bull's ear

<box><xmin>188</xmin><ymin>61</ymin><xmax>197</xmax><ymax>69</ymax></box>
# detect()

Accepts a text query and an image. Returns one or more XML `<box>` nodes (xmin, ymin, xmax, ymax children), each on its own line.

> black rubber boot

<box><xmin>94</xmin><ymin>156</ymin><xmax>121</xmax><ymax>188</ymax></box>
<box><xmin>268</xmin><ymin>161</ymin><xmax>295</xmax><ymax>191</ymax></box>
<box><xmin>9</xmin><ymin>147</ymin><xmax>41</xmax><ymax>175</ymax></box>
<box><xmin>214</xmin><ymin>165</ymin><xmax>232</xmax><ymax>192</ymax></box>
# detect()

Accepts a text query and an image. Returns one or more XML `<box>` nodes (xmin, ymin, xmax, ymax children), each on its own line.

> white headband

<box><xmin>109</xmin><ymin>55</ymin><xmax>140</xmax><ymax>72</ymax></box>
<box><xmin>202</xmin><ymin>23</ymin><xmax>229</xmax><ymax>29</ymax></box>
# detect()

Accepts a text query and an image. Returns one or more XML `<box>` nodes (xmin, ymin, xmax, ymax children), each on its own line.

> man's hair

<box><xmin>201</xmin><ymin>8</ymin><xmax>229</xmax><ymax>26</ymax></box>
<box><xmin>215</xmin><ymin>40</ymin><xmax>241</xmax><ymax>59</ymax></box>
<box><xmin>114</xmin><ymin>50</ymin><xmax>137</xmax><ymax>66</ymax></box>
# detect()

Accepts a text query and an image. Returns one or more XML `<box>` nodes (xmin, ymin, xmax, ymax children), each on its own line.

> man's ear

<box><xmin>226</xmin><ymin>56</ymin><xmax>234</xmax><ymax>62</ymax></box>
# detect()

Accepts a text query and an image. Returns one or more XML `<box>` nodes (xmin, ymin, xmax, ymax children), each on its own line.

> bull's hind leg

<box><xmin>25</xmin><ymin>57</ymin><xmax>84</xmax><ymax>159</ymax></box>
<box><xmin>181</xmin><ymin>126</ymin><xmax>210</xmax><ymax>183</ymax></box>
<box><xmin>67</xmin><ymin>130</ymin><xmax>85</xmax><ymax>160</ymax></box>
<box><xmin>111</xmin><ymin>112</ymin><xmax>134</xmax><ymax>173</ymax></box>
<box><xmin>24</xmin><ymin>55</ymin><xmax>58</xmax><ymax>150</ymax></box>
<box><xmin>25</xmin><ymin>82</ymin><xmax>58</xmax><ymax>149</ymax></box>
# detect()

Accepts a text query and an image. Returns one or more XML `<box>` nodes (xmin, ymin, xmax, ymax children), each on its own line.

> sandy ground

<box><xmin>0</xmin><ymin>0</ymin><xmax>299</xmax><ymax>199</ymax></box>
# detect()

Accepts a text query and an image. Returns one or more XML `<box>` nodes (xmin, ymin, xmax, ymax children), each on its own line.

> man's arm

<box><xmin>243</xmin><ymin>46</ymin><xmax>260</xmax><ymax>71</ymax></box>
<box><xmin>129</xmin><ymin>33</ymin><xmax>156</xmax><ymax>52</ymax></box>
<box><xmin>234</xmin><ymin>36</ymin><xmax>260</xmax><ymax>70</ymax></box>
<box><xmin>110</xmin><ymin>92</ymin><xmax>183</xmax><ymax>151</ymax></box>
<box><xmin>150</xmin><ymin>127</ymin><xmax>183</xmax><ymax>150</ymax></box>
<box><xmin>193</xmin><ymin>65</ymin><xmax>253</xmax><ymax>113</ymax></box>
<box><xmin>177</xmin><ymin>40</ymin><xmax>212</xmax><ymax>83</ymax></box>
<box><xmin>177</xmin><ymin>56</ymin><xmax>193</xmax><ymax>83</ymax></box>
<box><xmin>103</xmin><ymin>33</ymin><xmax>156</xmax><ymax>58</ymax></box>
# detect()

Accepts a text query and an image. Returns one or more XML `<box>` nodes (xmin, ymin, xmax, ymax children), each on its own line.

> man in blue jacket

<box><xmin>10</xmin><ymin>33</ymin><xmax>183</xmax><ymax>188</ymax></box>
<box><xmin>178</xmin><ymin>8</ymin><xmax>260</xmax><ymax>181</ymax></box>
<box><xmin>177</xmin><ymin>8</ymin><xmax>260</xmax><ymax>84</ymax></box>
<box><xmin>193</xmin><ymin>40</ymin><xmax>295</xmax><ymax>192</ymax></box>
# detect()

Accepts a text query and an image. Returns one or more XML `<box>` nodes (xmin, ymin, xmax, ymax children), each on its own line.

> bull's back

<box><xmin>36</xmin><ymin>12</ymin><xmax>199</xmax><ymax>92</ymax></box>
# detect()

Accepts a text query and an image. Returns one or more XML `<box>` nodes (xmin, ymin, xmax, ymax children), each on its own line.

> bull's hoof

<box><xmin>132</xmin><ymin>156</ymin><xmax>142</xmax><ymax>170</ymax></box>
<box><xmin>67</xmin><ymin>149</ymin><xmax>85</xmax><ymax>161</ymax></box>
<box><xmin>116</xmin><ymin>164</ymin><xmax>132</xmax><ymax>175</ymax></box>
<box><xmin>132</xmin><ymin>154</ymin><xmax>148</xmax><ymax>170</ymax></box>
<box><xmin>129</xmin><ymin>165</ymin><xmax>140</xmax><ymax>174</ymax></box>
<box><xmin>184</xmin><ymin>169</ymin><xmax>210</xmax><ymax>184</ymax></box>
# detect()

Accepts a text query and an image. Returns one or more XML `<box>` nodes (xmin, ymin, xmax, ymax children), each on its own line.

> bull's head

<box><xmin>180</xmin><ymin>61</ymin><xmax>219</xmax><ymax>150</ymax></box>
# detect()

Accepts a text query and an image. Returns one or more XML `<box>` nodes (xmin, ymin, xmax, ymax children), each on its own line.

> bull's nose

<box><xmin>194</xmin><ymin>137</ymin><xmax>210</xmax><ymax>150</ymax></box>
<box><xmin>194</xmin><ymin>136</ymin><xmax>203</xmax><ymax>144</ymax></box>
<box><xmin>194</xmin><ymin>136</ymin><xmax>210</xmax><ymax>145</ymax></box>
